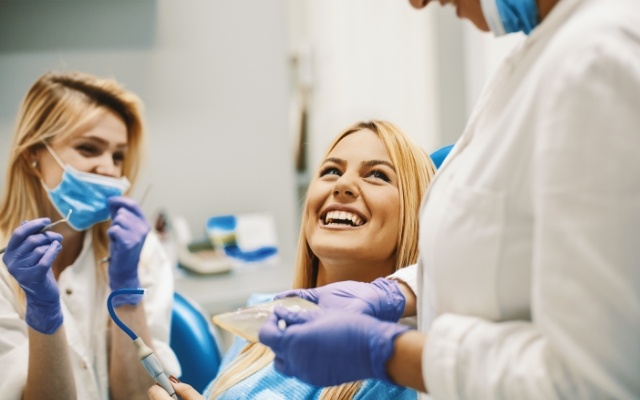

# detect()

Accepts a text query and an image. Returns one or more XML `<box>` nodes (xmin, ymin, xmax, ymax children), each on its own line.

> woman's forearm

<box><xmin>386</xmin><ymin>330</ymin><xmax>428</xmax><ymax>393</ymax></box>
<box><xmin>397</xmin><ymin>281</ymin><xmax>417</xmax><ymax>318</ymax></box>
<box><xmin>109</xmin><ymin>302</ymin><xmax>156</xmax><ymax>400</ymax></box>
<box><xmin>24</xmin><ymin>326</ymin><xmax>76</xmax><ymax>400</ymax></box>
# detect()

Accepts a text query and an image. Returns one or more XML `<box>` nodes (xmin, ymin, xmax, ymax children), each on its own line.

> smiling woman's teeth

<box><xmin>324</xmin><ymin>210</ymin><xmax>364</xmax><ymax>226</ymax></box>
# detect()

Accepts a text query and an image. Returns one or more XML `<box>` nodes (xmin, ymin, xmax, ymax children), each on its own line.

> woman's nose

<box><xmin>333</xmin><ymin>174</ymin><xmax>360</xmax><ymax>199</ymax></box>
<box><xmin>94</xmin><ymin>154</ymin><xmax>120</xmax><ymax>177</ymax></box>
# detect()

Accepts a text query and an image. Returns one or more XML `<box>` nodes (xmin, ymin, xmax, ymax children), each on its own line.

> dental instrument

<box><xmin>0</xmin><ymin>210</ymin><xmax>72</xmax><ymax>255</ymax></box>
<box><xmin>212</xmin><ymin>297</ymin><xmax>318</xmax><ymax>342</ymax></box>
<box><xmin>107</xmin><ymin>288</ymin><xmax>178</xmax><ymax>399</ymax></box>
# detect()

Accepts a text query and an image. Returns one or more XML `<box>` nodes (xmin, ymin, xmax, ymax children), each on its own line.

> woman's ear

<box><xmin>28</xmin><ymin>148</ymin><xmax>39</xmax><ymax>168</ymax></box>
<box><xmin>26</xmin><ymin>145</ymin><xmax>44</xmax><ymax>175</ymax></box>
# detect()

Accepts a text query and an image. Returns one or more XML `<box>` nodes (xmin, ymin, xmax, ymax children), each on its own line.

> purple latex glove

<box><xmin>275</xmin><ymin>278</ymin><xmax>406</xmax><ymax>322</ymax></box>
<box><xmin>259</xmin><ymin>306</ymin><xmax>409</xmax><ymax>387</ymax></box>
<box><xmin>3</xmin><ymin>218</ymin><xmax>63</xmax><ymax>334</ymax></box>
<box><xmin>107</xmin><ymin>197</ymin><xmax>150</xmax><ymax>306</ymax></box>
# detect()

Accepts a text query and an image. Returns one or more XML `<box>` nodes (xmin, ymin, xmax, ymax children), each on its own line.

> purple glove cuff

<box><xmin>110</xmin><ymin>293</ymin><xmax>142</xmax><ymax>307</ymax></box>
<box><xmin>370</xmin><ymin>321</ymin><xmax>411</xmax><ymax>383</ymax></box>
<box><xmin>109</xmin><ymin>274</ymin><xmax>140</xmax><ymax>291</ymax></box>
<box><xmin>25</xmin><ymin>299</ymin><xmax>63</xmax><ymax>335</ymax></box>
<box><xmin>371</xmin><ymin>278</ymin><xmax>406</xmax><ymax>322</ymax></box>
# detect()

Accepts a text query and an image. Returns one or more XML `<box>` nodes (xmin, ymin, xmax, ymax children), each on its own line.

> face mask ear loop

<box><xmin>44</xmin><ymin>143</ymin><xmax>67</xmax><ymax>171</ymax></box>
<box><xmin>39</xmin><ymin>143</ymin><xmax>67</xmax><ymax>192</ymax></box>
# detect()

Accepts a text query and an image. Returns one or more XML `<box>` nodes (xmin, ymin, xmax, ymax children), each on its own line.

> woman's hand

<box><xmin>259</xmin><ymin>306</ymin><xmax>409</xmax><ymax>386</ymax></box>
<box><xmin>275</xmin><ymin>278</ymin><xmax>406</xmax><ymax>322</ymax></box>
<box><xmin>3</xmin><ymin>218</ymin><xmax>63</xmax><ymax>334</ymax></box>
<box><xmin>107</xmin><ymin>197</ymin><xmax>150</xmax><ymax>305</ymax></box>
<box><xmin>147</xmin><ymin>380</ymin><xmax>204</xmax><ymax>400</ymax></box>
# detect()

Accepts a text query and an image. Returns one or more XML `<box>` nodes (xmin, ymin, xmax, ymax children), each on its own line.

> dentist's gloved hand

<box><xmin>107</xmin><ymin>197</ymin><xmax>150</xmax><ymax>306</ymax></box>
<box><xmin>259</xmin><ymin>306</ymin><xmax>410</xmax><ymax>387</ymax></box>
<box><xmin>275</xmin><ymin>278</ymin><xmax>406</xmax><ymax>322</ymax></box>
<box><xmin>3</xmin><ymin>218</ymin><xmax>63</xmax><ymax>334</ymax></box>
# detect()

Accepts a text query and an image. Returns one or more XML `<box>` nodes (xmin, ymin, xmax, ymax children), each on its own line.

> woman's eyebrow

<box><xmin>322</xmin><ymin>157</ymin><xmax>346</xmax><ymax>166</ymax></box>
<box><xmin>362</xmin><ymin>160</ymin><xmax>395</xmax><ymax>171</ymax></box>
<box><xmin>74</xmin><ymin>136</ymin><xmax>128</xmax><ymax>149</ymax></box>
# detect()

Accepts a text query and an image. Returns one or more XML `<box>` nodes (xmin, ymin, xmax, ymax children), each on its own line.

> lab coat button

<box><xmin>65</xmin><ymin>288</ymin><xmax>73</xmax><ymax>295</ymax></box>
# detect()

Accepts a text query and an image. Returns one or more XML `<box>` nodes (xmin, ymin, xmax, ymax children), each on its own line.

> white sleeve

<box><xmin>388</xmin><ymin>264</ymin><xmax>418</xmax><ymax>327</ymax></box>
<box><xmin>0</xmin><ymin>270</ymin><xmax>29</xmax><ymax>400</ymax></box>
<box><xmin>424</xmin><ymin>36</ymin><xmax>640</xmax><ymax>399</ymax></box>
<box><xmin>388</xmin><ymin>263</ymin><xmax>418</xmax><ymax>295</ymax></box>
<box><xmin>139</xmin><ymin>232</ymin><xmax>181</xmax><ymax>377</ymax></box>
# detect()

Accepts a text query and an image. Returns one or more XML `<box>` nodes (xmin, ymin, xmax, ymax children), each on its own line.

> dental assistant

<box><xmin>0</xmin><ymin>71</ymin><xmax>179</xmax><ymax>400</ymax></box>
<box><xmin>259</xmin><ymin>0</ymin><xmax>640</xmax><ymax>399</ymax></box>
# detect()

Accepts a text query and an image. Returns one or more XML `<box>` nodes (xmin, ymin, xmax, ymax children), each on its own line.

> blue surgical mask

<box><xmin>480</xmin><ymin>0</ymin><xmax>539</xmax><ymax>36</ymax></box>
<box><xmin>42</xmin><ymin>144</ymin><xmax>131</xmax><ymax>231</ymax></box>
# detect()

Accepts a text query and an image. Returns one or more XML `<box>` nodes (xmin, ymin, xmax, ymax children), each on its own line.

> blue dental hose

<box><xmin>108</xmin><ymin>288</ymin><xmax>178</xmax><ymax>399</ymax></box>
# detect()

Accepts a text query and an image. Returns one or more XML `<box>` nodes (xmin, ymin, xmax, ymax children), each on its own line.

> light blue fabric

<box><xmin>481</xmin><ymin>0</ymin><xmax>539</xmax><ymax>35</ymax></box>
<box><xmin>429</xmin><ymin>144</ymin><xmax>454</xmax><ymax>169</ymax></box>
<box><xmin>43</xmin><ymin>144</ymin><xmax>130</xmax><ymax>231</ymax></box>
<box><xmin>203</xmin><ymin>293</ymin><xmax>417</xmax><ymax>400</ymax></box>
<box><xmin>497</xmin><ymin>0</ymin><xmax>538</xmax><ymax>34</ymax></box>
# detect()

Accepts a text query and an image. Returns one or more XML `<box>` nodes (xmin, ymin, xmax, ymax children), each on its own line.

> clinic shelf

<box><xmin>173</xmin><ymin>261</ymin><xmax>294</xmax><ymax>316</ymax></box>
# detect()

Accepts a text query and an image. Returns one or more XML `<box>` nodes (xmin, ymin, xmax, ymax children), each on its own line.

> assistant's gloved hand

<box><xmin>3</xmin><ymin>218</ymin><xmax>63</xmax><ymax>334</ymax></box>
<box><xmin>107</xmin><ymin>197</ymin><xmax>150</xmax><ymax>306</ymax></box>
<box><xmin>275</xmin><ymin>278</ymin><xmax>406</xmax><ymax>322</ymax></box>
<box><xmin>259</xmin><ymin>306</ymin><xmax>410</xmax><ymax>387</ymax></box>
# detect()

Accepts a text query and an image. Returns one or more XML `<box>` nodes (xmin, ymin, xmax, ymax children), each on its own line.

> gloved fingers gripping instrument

<box><xmin>0</xmin><ymin>210</ymin><xmax>72</xmax><ymax>255</ymax></box>
<box><xmin>107</xmin><ymin>288</ymin><xmax>177</xmax><ymax>399</ymax></box>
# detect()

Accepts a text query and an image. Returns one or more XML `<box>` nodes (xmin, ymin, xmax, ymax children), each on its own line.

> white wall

<box><xmin>287</xmin><ymin>0</ymin><xmax>442</xmax><ymax>176</ymax></box>
<box><xmin>287</xmin><ymin>0</ymin><xmax>521</xmax><ymax>177</ymax></box>
<box><xmin>0</xmin><ymin>1</ymin><xmax>298</xmax><ymax>263</ymax></box>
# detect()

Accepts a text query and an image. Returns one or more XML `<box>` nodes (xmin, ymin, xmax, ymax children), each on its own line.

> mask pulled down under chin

<box><xmin>45</xmin><ymin>165</ymin><xmax>131</xmax><ymax>231</ymax></box>
<box><xmin>480</xmin><ymin>0</ymin><xmax>539</xmax><ymax>36</ymax></box>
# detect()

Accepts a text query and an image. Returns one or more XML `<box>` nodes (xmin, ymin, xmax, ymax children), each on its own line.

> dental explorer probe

<box><xmin>107</xmin><ymin>288</ymin><xmax>178</xmax><ymax>399</ymax></box>
<box><xmin>0</xmin><ymin>210</ymin><xmax>72</xmax><ymax>255</ymax></box>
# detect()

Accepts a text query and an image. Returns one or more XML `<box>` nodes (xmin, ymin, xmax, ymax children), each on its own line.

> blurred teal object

<box><xmin>430</xmin><ymin>144</ymin><xmax>454</xmax><ymax>169</ymax></box>
<box><xmin>170</xmin><ymin>292</ymin><xmax>224</xmax><ymax>392</ymax></box>
<box><xmin>206</xmin><ymin>214</ymin><xmax>279</xmax><ymax>263</ymax></box>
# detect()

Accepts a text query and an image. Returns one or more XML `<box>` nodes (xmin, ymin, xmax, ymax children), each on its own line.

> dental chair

<box><xmin>430</xmin><ymin>144</ymin><xmax>454</xmax><ymax>169</ymax></box>
<box><xmin>170</xmin><ymin>292</ymin><xmax>225</xmax><ymax>393</ymax></box>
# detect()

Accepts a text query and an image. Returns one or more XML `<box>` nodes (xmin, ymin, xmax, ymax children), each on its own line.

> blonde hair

<box><xmin>0</xmin><ymin>71</ymin><xmax>146</xmax><ymax>310</ymax></box>
<box><xmin>209</xmin><ymin>120</ymin><xmax>435</xmax><ymax>399</ymax></box>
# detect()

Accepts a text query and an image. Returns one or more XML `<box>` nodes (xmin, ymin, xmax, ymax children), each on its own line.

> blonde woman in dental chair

<box><xmin>148</xmin><ymin>120</ymin><xmax>436</xmax><ymax>400</ymax></box>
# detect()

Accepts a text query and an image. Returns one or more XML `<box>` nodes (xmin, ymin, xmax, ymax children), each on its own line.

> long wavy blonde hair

<box><xmin>208</xmin><ymin>120</ymin><xmax>436</xmax><ymax>399</ymax></box>
<box><xmin>0</xmin><ymin>71</ymin><xmax>146</xmax><ymax>311</ymax></box>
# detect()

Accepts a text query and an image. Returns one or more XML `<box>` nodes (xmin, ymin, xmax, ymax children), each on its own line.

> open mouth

<box><xmin>321</xmin><ymin>210</ymin><xmax>366</xmax><ymax>227</ymax></box>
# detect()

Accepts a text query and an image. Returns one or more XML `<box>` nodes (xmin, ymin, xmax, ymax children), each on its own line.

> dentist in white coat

<box><xmin>258</xmin><ymin>0</ymin><xmax>640</xmax><ymax>399</ymax></box>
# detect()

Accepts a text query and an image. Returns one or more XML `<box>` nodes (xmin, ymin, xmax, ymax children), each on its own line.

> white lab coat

<box><xmin>0</xmin><ymin>231</ymin><xmax>180</xmax><ymax>400</ymax></box>
<box><xmin>417</xmin><ymin>0</ymin><xmax>640</xmax><ymax>398</ymax></box>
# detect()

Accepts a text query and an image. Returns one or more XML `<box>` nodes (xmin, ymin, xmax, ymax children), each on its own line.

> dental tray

<box><xmin>212</xmin><ymin>297</ymin><xmax>320</xmax><ymax>342</ymax></box>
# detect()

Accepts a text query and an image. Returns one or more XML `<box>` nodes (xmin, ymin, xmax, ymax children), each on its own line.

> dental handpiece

<box><xmin>107</xmin><ymin>288</ymin><xmax>178</xmax><ymax>400</ymax></box>
<box><xmin>134</xmin><ymin>338</ymin><xmax>178</xmax><ymax>400</ymax></box>
<box><xmin>0</xmin><ymin>210</ymin><xmax>72</xmax><ymax>255</ymax></box>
